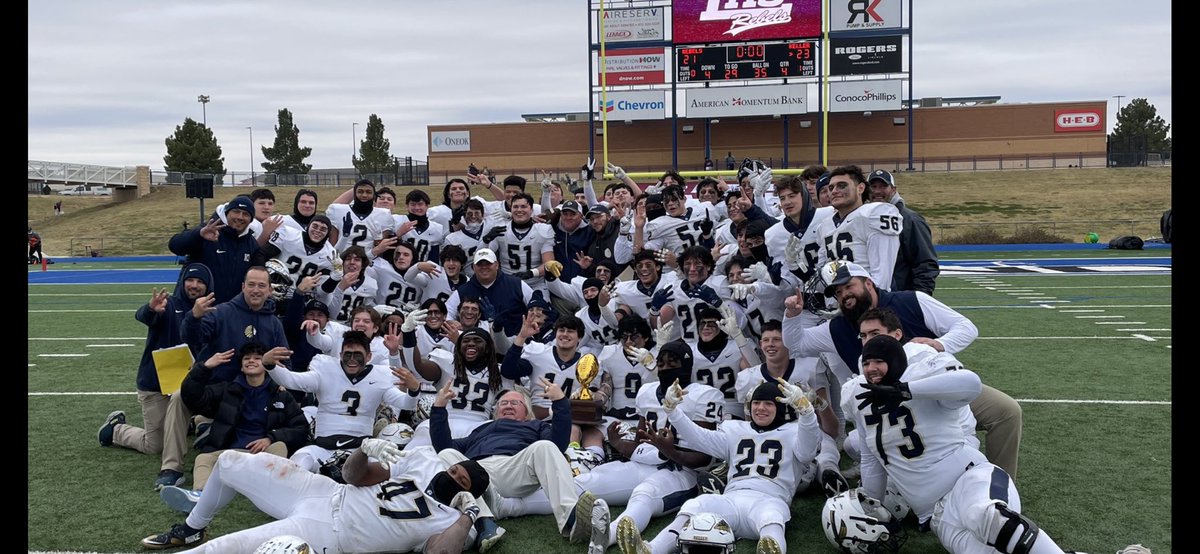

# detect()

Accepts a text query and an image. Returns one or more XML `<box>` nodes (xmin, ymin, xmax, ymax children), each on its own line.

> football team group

<box><xmin>96</xmin><ymin>160</ymin><xmax>1148</xmax><ymax>553</ymax></box>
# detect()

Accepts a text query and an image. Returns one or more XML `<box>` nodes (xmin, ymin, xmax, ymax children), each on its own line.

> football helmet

<box><xmin>410</xmin><ymin>390</ymin><xmax>437</xmax><ymax>425</ymax></box>
<box><xmin>566</xmin><ymin>446</ymin><xmax>602</xmax><ymax>477</ymax></box>
<box><xmin>803</xmin><ymin>260</ymin><xmax>844</xmax><ymax>318</ymax></box>
<box><xmin>264</xmin><ymin>258</ymin><xmax>296</xmax><ymax>301</ymax></box>
<box><xmin>377</xmin><ymin>422</ymin><xmax>414</xmax><ymax>448</ymax></box>
<box><xmin>822</xmin><ymin>488</ymin><xmax>906</xmax><ymax>554</ymax></box>
<box><xmin>317</xmin><ymin>449</ymin><xmax>353</xmax><ymax>484</ymax></box>
<box><xmin>883</xmin><ymin>482</ymin><xmax>911</xmax><ymax>521</ymax></box>
<box><xmin>677</xmin><ymin>512</ymin><xmax>736</xmax><ymax>554</ymax></box>
<box><xmin>254</xmin><ymin>535</ymin><xmax>311</xmax><ymax>554</ymax></box>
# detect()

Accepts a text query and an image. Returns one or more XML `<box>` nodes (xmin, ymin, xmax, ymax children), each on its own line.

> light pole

<box><xmin>352</xmin><ymin>122</ymin><xmax>359</xmax><ymax>165</ymax></box>
<box><xmin>247</xmin><ymin>126</ymin><xmax>255</xmax><ymax>185</ymax></box>
<box><xmin>197</xmin><ymin>95</ymin><xmax>209</xmax><ymax>127</ymax></box>
<box><xmin>1113</xmin><ymin>95</ymin><xmax>1125</xmax><ymax>114</ymax></box>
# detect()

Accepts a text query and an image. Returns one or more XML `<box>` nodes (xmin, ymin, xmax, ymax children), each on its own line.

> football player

<box><xmin>724</xmin><ymin>255</ymin><xmax>789</xmax><ymax>344</ymax></box>
<box><xmin>688</xmin><ymin>304</ymin><xmax>759</xmax><ymax>419</ymax></box>
<box><xmin>262</xmin><ymin>332</ymin><xmax>416</xmax><ymax>474</ymax></box>
<box><xmin>636</xmin><ymin>184</ymin><xmax>714</xmax><ymax>255</ymax></box>
<box><xmin>485</xmin><ymin>192</ymin><xmax>556</xmax><ymax>296</ymax></box>
<box><xmin>315</xmin><ymin>245</ymin><xmax>377</xmax><ymax>324</ymax></box>
<box><xmin>844</xmin><ymin>335</ymin><xmax>1073</xmax><ymax>554</ymax></box>
<box><xmin>397</xmin><ymin>189</ymin><xmax>445</xmax><ymax>263</ymax></box>
<box><xmin>325</xmin><ymin>180</ymin><xmax>397</xmax><ymax>252</ymax></box>
<box><xmin>614</xmin><ymin>250</ymin><xmax>679</xmax><ymax>321</ymax></box>
<box><xmin>653</xmin><ymin>246</ymin><xmax>744</xmax><ymax>344</ymax></box>
<box><xmin>812</xmin><ymin>165</ymin><xmax>902</xmax><ymax>291</ymax></box>
<box><xmin>254</xmin><ymin>214</ymin><xmax>336</xmax><ymax>289</ymax></box>
<box><xmin>141</xmin><ymin>442</ymin><xmax>489</xmax><ymax>552</ymax></box>
<box><xmin>371</xmin><ymin>241</ymin><xmax>422</xmax><ymax>312</ymax></box>
<box><xmin>442</xmin><ymin>199</ymin><xmax>488</xmax><ymax>278</ymax></box>
<box><xmin>614</xmin><ymin>379</ymin><xmax>821</xmax><ymax>554</ymax></box>
<box><xmin>574</xmin><ymin>277</ymin><xmax>621</xmax><ymax>355</ymax></box>
<box><xmin>405</xmin><ymin>244</ymin><xmax>469</xmax><ymax>305</ymax></box>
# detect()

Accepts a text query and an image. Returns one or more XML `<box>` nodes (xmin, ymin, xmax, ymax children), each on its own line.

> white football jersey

<box><xmin>597</xmin><ymin>344</ymin><xmax>658</xmax><ymax>421</ymax></box>
<box><xmin>492</xmin><ymin>222</ymin><xmax>554</xmax><ymax>291</ymax></box>
<box><xmin>482</xmin><ymin>199</ymin><xmax>543</xmax><ymax>229</ymax></box>
<box><xmin>269</xmin><ymin>225</ymin><xmax>335</xmax><ymax>283</ymax></box>
<box><xmin>635</xmin><ymin>381</ymin><xmax>725</xmax><ymax>453</ymax></box>
<box><xmin>326</xmin><ymin>203</ymin><xmax>396</xmax><ymax>252</ymax></box>
<box><xmin>614</xmin><ymin>273</ymin><xmax>680</xmax><ymax>320</ymax></box>
<box><xmin>690</xmin><ymin>340</ymin><xmax>744</xmax><ymax>418</ymax></box>
<box><xmin>841</xmin><ymin>345</ymin><xmax>987</xmax><ymax>521</ymax></box>
<box><xmin>395</xmin><ymin>216</ymin><xmax>445</xmax><ymax>263</ymax></box>
<box><xmin>268</xmin><ymin>355</ymin><xmax>410</xmax><ymax>439</ymax></box>
<box><xmin>426</xmin><ymin>204</ymin><xmax>455</xmax><ymax>233</ymax></box>
<box><xmin>667</xmin><ymin>277</ymin><xmax>742</xmax><ymax>343</ymax></box>
<box><xmin>442</xmin><ymin>230</ymin><xmax>486</xmax><ymax>278</ymax></box>
<box><xmin>715</xmin><ymin>419</ymin><xmax>814</xmax><ymax>502</ymax></box>
<box><xmin>764</xmin><ymin>206</ymin><xmax>836</xmax><ymax>279</ymax></box>
<box><xmin>521</xmin><ymin>342</ymin><xmax>589</xmax><ymax>410</ymax></box>
<box><xmin>371</xmin><ymin>258</ymin><xmax>422</xmax><ymax>310</ymax></box>
<box><xmin>426</xmin><ymin>349</ymin><xmax>512</xmax><ymax>422</ymax></box>
<box><xmin>733</xmin><ymin>358</ymin><xmax>819</xmax><ymax>421</ymax></box>
<box><xmin>338</xmin><ymin>446</ymin><xmax>469</xmax><ymax>553</ymax></box>
<box><xmin>815</xmin><ymin>202</ymin><xmax>902</xmax><ymax>291</ymax></box>
<box><xmin>576</xmin><ymin>306</ymin><xmax>619</xmax><ymax>354</ymax></box>
<box><xmin>323</xmin><ymin>273</ymin><xmax>379</xmax><ymax>324</ymax></box>
<box><xmin>643</xmin><ymin>205</ymin><xmax>712</xmax><ymax>253</ymax></box>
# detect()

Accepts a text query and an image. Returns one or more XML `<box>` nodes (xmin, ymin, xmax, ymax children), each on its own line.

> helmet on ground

<box><xmin>377</xmin><ymin>422</ymin><xmax>414</xmax><ymax>448</ymax></box>
<box><xmin>410</xmin><ymin>391</ymin><xmax>437</xmax><ymax>425</ymax></box>
<box><xmin>822</xmin><ymin>488</ymin><xmax>906</xmax><ymax>553</ymax></box>
<box><xmin>883</xmin><ymin>482</ymin><xmax>911</xmax><ymax>521</ymax></box>
<box><xmin>254</xmin><ymin>535</ymin><xmax>311</xmax><ymax>554</ymax></box>
<box><xmin>677</xmin><ymin>512</ymin><xmax>736</xmax><ymax>554</ymax></box>
<box><xmin>264</xmin><ymin>258</ymin><xmax>295</xmax><ymax>301</ymax></box>
<box><xmin>566</xmin><ymin>445</ymin><xmax>602</xmax><ymax>477</ymax></box>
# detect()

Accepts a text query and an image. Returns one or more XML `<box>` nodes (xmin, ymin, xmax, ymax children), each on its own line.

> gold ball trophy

<box><xmin>570</xmin><ymin>353</ymin><xmax>606</xmax><ymax>425</ymax></box>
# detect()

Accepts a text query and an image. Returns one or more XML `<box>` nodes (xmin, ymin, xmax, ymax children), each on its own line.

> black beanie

<box><xmin>747</xmin><ymin>381</ymin><xmax>789</xmax><ymax>431</ymax></box>
<box><xmin>861</xmin><ymin>335</ymin><xmax>908</xmax><ymax>385</ymax></box>
<box><xmin>459</xmin><ymin>459</ymin><xmax>490</xmax><ymax>498</ymax></box>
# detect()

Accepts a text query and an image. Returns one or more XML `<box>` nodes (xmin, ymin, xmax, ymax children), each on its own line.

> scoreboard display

<box><xmin>677</xmin><ymin>41</ymin><xmax>815</xmax><ymax>82</ymax></box>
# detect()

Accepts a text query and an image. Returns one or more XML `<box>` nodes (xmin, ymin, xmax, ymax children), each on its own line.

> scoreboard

<box><xmin>677</xmin><ymin>41</ymin><xmax>816</xmax><ymax>82</ymax></box>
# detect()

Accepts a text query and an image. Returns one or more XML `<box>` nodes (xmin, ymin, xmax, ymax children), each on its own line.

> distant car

<box><xmin>59</xmin><ymin>186</ymin><xmax>112</xmax><ymax>196</ymax></box>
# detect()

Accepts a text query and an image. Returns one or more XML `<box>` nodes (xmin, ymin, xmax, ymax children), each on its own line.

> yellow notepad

<box><xmin>152</xmin><ymin>344</ymin><xmax>194</xmax><ymax>395</ymax></box>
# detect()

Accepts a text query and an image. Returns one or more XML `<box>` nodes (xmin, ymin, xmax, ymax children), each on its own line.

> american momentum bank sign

<box><xmin>684</xmin><ymin>84</ymin><xmax>807</xmax><ymax>118</ymax></box>
<box><xmin>828</xmin><ymin>79</ymin><xmax>903</xmax><ymax>112</ymax></box>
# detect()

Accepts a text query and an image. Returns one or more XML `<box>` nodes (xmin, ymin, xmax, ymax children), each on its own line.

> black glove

<box><xmin>692</xmin><ymin>284</ymin><xmax>723</xmax><ymax>308</ymax></box>
<box><xmin>649</xmin><ymin>284</ymin><xmax>675</xmax><ymax>312</ymax></box>
<box><xmin>582</xmin><ymin>157</ymin><xmax>596</xmax><ymax>181</ymax></box>
<box><xmin>698</xmin><ymin>218</ymin><xmax>714</xmax><ymax>238</ymax></box>
<box><xmin>515</xmin><ymin>270</ymin><xmax>534</xmax><ymax>280</ymax></box>
<box><xmin>855</xmin><ymin>382</ymin><xmax>912</xmax><ymax>412</ymax></box>
<box><xmin>482</xmin><ymin>225</ymin><xmax>506</xmax><ymax>243</ymax></box>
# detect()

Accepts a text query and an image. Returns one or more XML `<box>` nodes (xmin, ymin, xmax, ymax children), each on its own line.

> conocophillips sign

<box><xmin>828</xmin><ymin>80</ymin><xmax>902</xmax><ymax>112</ymax></box>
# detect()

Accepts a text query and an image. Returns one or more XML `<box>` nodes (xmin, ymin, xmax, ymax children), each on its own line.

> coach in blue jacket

<box><xmin>181</xmin><ymin>266</ymin><xmax>288</xmax><ymax>385</ymax></box>
<box><xmin>446</xmin><ymin>248</ymin><xmax>535</xmax><ymax>352</ymax></box>
<box><xmin>169</xmin><ymin>195</ymin><xmax>259</xmax><ymax>304</ymax></box>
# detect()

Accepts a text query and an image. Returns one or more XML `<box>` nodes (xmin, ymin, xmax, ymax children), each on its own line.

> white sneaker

<box><xmin>159</xmin><ymin>485</ymin><xmax>202</xmax><ymax>514</ymax></box>
<box><xmin>588</xmin><ymin>497</ymin><xmax>610</xmax><ymax>554</ymax></box>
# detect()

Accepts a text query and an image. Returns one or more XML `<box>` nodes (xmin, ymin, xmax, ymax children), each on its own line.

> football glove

<box><xmin>360</xmin><ymin>438</ymin><xmax>404</xmax><ymax>469</ymax></box>
<box><xmin>540</xmin><ymin>175</ymin><xmax>554</xmax><ymax>192</ymax></box>
<box><xmin>783</xmin><ymin>234</ymin><xmax>807</xmax><ymax>273</ymax></box>
<box><xmin>662</xmin><ymin>379</ymin><xmax>685</xmax><ymax>412</ymax></box>
<box><xmin>543</xmin><ymin>260</ymin><xmax>564</xmax><ymax>281</ymax></box>
<box><xmin>775</xmin><ymin>378</ymin><xmax>815</xmax><ymax>417</ymax></box>
<box><xmin>649</xmin><ymin>284</ymin><xmax>675</xmax><ymax>313</ymax></box>
<box><xmin>605</xmin><ymin>161</ymin><xmax>627</xmax><ymax>181</ymax></box>
<box><xmin>718</xmin><ymin>304</ymin><xmax>743</xmax><ymax>342</ymax></box>
<box><xmin>654</xmin><ymin>321</ymin><xmax>674</xmax><ymax>347</ymax></box>
<box><xmin>729</xmin><ymin>283</ymin><xmax>755</xmax><ymax>301</ymax></box>
<box><xmin>482</xmin><ymin>225</ymin><xmax>507</xmax><ymax>243</ymax></box>
<box><xmin>582</xmin><ymin>157</ymin><xmax>596</xmax><ymax>181</ymax></box>
<box><xmin>402</xmin><ymin>309</ymin><xmax>428</xmax><ymax>333</ymax></box>
<box><xmin>372</xmin><ymin>304</ymin><xmax>397</xmax><ymax>318</ymax></box>
<box><xmin>690</xmin><ymin>283</ymin><xmax>723</xmax><ymax>308</ymax></box>
<box><xmin>515</xmin><ymin>270</ymin><xmax>534</xmax><ymax>280</ymax></box>
<box><xmin>740</xmin><ymin>262</ymin><xmax>770</xmax><ymax>283</ymax></box>
<box><xmin>624</xmin><ymin>345</ymin><xmax>657</xmax><ymax>371</ymax></box>
<box><xmin>654</xmin><ymin>248</ymin><xmax>672</xmax><ymax>264</ymax></box>
<box><xmin>698</xmin><ymin>218</ymin><xmax>714</xmax><ymax>238</ymax></box>
<box><xmin>855</xmin><ymin>382</ymin><xmax>912</xmax><ymax>412</ymax></box>
<box><xmin>451</xmin><ymin>490</ymin><xmax>480</xmax><ymax>518</ymax></box>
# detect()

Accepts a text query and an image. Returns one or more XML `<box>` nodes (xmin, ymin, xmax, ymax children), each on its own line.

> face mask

<box><xmin>464</xmin><ymin>220</ymin><xmax>483</xmax><ymax>235</ymax></box>
<box><xmin>427</xmin><ymin>471</ymin><xmax>467</xmax><ymax>505</ymax></box>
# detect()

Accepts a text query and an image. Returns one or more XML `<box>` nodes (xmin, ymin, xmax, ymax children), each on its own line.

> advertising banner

<box><xmin>598</xmin><ymin>7</ymin><xmax>666</xmax><ymax>43</ymax></box>
<box><xmin>684</xmin><ymin>84</ymin><xmax>807</xmax><ymax>118</ymax></box>
<box><xmin>829</xmin><ymin>79</ymin><xmax>903</xmax><ymax>112</ymax></box>
<box><xmin>430</xmin><ymin>131</ymin><xmax>471</xmax><ymax>153</ymax></box>
<box><xmin>829</xmin><ymin>0</ymin><xmax>903</xmax><ymax>32</ymax></box>
<box><xmin>1054</xmin><ymin>109</ymin><xmax>1104</xmax><ymax>132</ymax></box>
<box><xmin>598</xmin><ymin>90</ymin><xmax>668</xmax><ymax>121</ymax></box>
<box><xmin>829</xmin><ymin>35</ymin><xmax>903</xmax><ymax>75</ymax></box>
<box><xmin>598</xmin><ymin>48</ymin><xmax>668</xmax><ymax>85</ymax></box>
<box><xmin>672</xmin><ymin>0</ymin><xmax>821</xmax><ymax>44</ymax></box>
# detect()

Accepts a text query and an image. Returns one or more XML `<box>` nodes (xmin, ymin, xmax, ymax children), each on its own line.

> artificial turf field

<box><xmin>27</xmin><ymin>251</ymin><xmax>1171</xmax><ymax>553</ymax></box>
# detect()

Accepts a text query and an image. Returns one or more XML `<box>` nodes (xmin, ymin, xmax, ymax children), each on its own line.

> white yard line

<box><xmin>36</xmin><ymin>353</ymin><xmax>89</xmax><ymax>357</ymax></box>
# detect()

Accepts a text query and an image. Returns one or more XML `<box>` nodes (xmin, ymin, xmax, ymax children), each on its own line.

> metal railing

<box><xmin>67</xmin><ymin>236</ymin><xmax>176</xmax><ymax>257</ymax></box>
<box><xmin>28</xmin><ymin>160</ymin><xmax>140</xmax><ymax>187</ymax></box>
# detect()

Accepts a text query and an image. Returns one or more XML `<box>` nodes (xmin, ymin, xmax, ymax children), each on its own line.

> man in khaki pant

<box><xmin>155</xmin><ymin>341</ymin><xmax>309</xmax><ymax>514</ymax></box>
<box><xmin>99</xmin><ymin>263</ymin><xmax>213</xmax><ymax>490</ymax></box>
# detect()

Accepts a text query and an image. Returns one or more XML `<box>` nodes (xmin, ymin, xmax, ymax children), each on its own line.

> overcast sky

<box><xmin>28</xmin><ymin>1</ymin><xmax>1171</xmax><ymax>173</ymax></box>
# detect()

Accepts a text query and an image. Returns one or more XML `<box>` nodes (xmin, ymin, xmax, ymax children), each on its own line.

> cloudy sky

<box><xmin>28</xmin><ymin>1</ymin><xmax>1171</xmax><ymax>174</ymax></box>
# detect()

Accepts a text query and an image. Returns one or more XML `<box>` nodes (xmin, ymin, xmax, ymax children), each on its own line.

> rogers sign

<box><xmin>1054</xmin><ymin>109</ymin><xmax>1103</xmax><ymax>132</ymax></box>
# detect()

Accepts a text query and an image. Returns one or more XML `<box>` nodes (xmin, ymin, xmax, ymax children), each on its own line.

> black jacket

<box><xmin>134</xmin><ymin>263</ymin><xmax>213</xmax><ymax>392</ymax></box>
<box><xmin>181</xmin><ymin>360</ymin><xmax>309</xmax><ymax>455</ymax></box>
<box><xmin>890</xmin><ymin>196</ymin><xmax>939</xmax><ymax>294</ymax></box>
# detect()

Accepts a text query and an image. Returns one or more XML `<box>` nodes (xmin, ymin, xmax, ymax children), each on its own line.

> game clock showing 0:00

<box><xmin>676</xmin><ymin>41</ymin><xmax>815</xmax><ymax>82</ymax></box>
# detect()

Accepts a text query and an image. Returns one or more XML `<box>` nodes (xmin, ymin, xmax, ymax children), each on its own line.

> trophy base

<box><xmin>570</xmin><ymin>399</ymin><xmax>606</xmax><ymax>426</ymax></box>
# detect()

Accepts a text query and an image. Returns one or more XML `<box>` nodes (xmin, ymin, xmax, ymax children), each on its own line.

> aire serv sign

<box><xmin>430</xmin><ymin>131</ymin><xmax>471</xmax><ymax>153</ymax></box>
